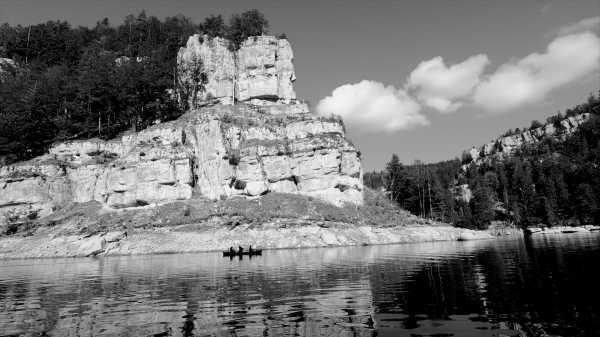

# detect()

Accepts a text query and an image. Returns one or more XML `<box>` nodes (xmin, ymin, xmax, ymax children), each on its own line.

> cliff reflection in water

<box><xmin>1</xmin><ymin>234</ymin><xmax>600</xmax><ymax>336</ymax></box>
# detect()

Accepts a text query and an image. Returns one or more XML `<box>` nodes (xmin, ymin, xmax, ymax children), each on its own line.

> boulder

<box><xmin>103</xmin><ymin>231</ymin><xmax>126</xmax><ymax>243</ymax></box>
<box><xmin>78</xmin><ymin>236</ymin><xmax>106</xmax><ymax>256</ymax></box>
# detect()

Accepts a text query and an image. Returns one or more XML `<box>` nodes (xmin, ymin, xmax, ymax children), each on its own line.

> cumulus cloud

<box><xmin>316</xmin><ymin>80</ymin><xmax>428</xmax><ymax>132</ymax></box>
<box><xmin>406</xmin><ymin>54</ymin><xmax>489</xmax><ymax>113</ymax></box>
<box><xmin>473</xmin><ymin>31</ymin><xmax>600</xmax><ymax>113</ymax></box>
<box><xmin>557</xmin><ymin>16</ymin><xmax>600</xmax><ymax>36</ymax></box>
<box><xmin>316</xmin><ymin>18</ymin><xmax>599</xmax><ymax>132</ymax></box>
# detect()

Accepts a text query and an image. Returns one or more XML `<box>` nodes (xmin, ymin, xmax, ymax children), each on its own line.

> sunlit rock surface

<box><xmin>177</xmin><ymin>35</ymin><xmax>296</xmax><ymax>107</ymax></box>
<box><xmin>0</xmin><ymin>58</ymin><xmax>16</xmax><ymax>82</ymax></box>
<box><xmin>0</xmin><ymin>104</ymin><xmax>362</xmax><ymax>225</ymax></box>
<box><xmin>1</xmin><ymin>34</ymin><xmax>362</xmax><ymax>226</ymax></box>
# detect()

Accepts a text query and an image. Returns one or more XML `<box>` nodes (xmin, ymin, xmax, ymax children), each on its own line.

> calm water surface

<box><xmin>1</xmin><ymin>233</ymin><xmax>600</xmax><ymax>336</ymax></box>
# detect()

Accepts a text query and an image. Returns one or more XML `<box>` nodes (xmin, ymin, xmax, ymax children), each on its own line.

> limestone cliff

<box><xmin>177</xmin><ymin>35</ymin><xmax>296</xmax><ymax>107</ymax></box>
<box><xmin>0</xmin><ymin>35</ymin><xmax>363</xmax><ymax>226</ymax></box>
<box><xmin>464</xmin><ymin>113</ymin><xmax>591</xmax><ymax>167</ymax></box>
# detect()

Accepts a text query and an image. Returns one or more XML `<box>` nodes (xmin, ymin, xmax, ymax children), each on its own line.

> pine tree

<box><xmin>385</xmin><ymin>154</ymin><xmax>404</xmax><ymax>203</ymax></box>
<box><xmin>470</xmin><ymin>181</ymin><xmax>495</xmax><ymax>229</ymax></box>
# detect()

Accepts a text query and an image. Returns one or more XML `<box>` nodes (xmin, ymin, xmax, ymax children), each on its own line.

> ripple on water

<box><xmin>1</xmin><ymin>234</ymin><xmax>600</xmax><ymax>336</ymax></box>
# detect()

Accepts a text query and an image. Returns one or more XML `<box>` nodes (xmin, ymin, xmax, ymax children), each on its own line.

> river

<box><xmin>1</xmin><ymin>233</ymin><xmax>599</xmax><ymax>336</ymax></box>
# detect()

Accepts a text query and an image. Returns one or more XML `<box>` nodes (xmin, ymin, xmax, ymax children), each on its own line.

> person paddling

<box><xmin>249</xmin><ymin>245</ymin><xmax>253</xmax><ymax>253</ymax></box>
<box><xmin>229</xmin><ymin>246</ymin><xmax>235</xmax><ymax>255</ymax></box>
<box><xmin>238</xmin><ymin>245</ymin><xmax>244</xmax><ymax>254</ymax></box>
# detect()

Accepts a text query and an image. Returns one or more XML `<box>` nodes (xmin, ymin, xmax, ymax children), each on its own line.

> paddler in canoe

<box><xmin>223</xmin><ymin>245</ymin><xmax>262</xmax><ymax>257</ymax></box>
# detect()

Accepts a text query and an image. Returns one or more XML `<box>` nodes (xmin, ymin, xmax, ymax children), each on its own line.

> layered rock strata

<box><xmin>177</xmin><ymin>35</ymin><xmax>296</xmax><ymax>107</ymax></box>
<box><xmin>1</xmin><ymin>34</ymin><xmax>363</xmax><ymax>226</ymax></box>
<box><xmin>0</xmin><ymin>104</ymin><xmax>363</xmax><ymax>225</ymax></box>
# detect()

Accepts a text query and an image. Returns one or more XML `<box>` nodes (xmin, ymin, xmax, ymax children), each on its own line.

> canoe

<box><xmin>222</xmin><ymin>250</ymin><xmax>262</xmax><ymax>257</ymax></box>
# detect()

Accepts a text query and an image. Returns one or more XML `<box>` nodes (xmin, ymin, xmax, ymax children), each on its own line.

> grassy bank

<box><xmin>0</xmin><ymin>189</ymin><xmax>499</xmax><ymax>259</ymax></box>
<box><xmin>2</xmin><ymin>189</ymin><xmax>438</xmax><ymax>238</ymax></box>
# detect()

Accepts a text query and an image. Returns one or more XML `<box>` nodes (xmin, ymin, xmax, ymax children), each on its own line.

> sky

<box><xmin>1</xmin><ymin>0</ymin><xmax>599</xmax><ymax>170</ymax></box>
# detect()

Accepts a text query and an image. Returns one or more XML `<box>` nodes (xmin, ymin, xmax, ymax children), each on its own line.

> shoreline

<box><xmin>2</xmin><ymin>220</ymin><xmax>598</xmax><ymax>260</ymax></box>
<box><xmin>0</xmin><ymin>223</ymin><xmax>506</xmax><ymax>260</ymax></box>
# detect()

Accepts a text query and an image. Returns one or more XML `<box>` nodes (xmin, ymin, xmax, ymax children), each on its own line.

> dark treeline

<box><xmin>0</xmin><ymin>10</ymin><xmax>270</xmax><ymax>163</ymax></box>
<box><xmin>365</xmin><ymin>93</ymin><xmax>600</xmax><ymax>229</ymax></box>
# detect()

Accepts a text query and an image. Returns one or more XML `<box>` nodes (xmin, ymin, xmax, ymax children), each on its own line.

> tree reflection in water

<box><xmin>0</xmin><ymin>233</ymin><xmax>599</xmax><ymax>336</ymax></box>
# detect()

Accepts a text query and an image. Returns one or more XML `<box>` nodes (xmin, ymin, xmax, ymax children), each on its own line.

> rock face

<box><xmin>452</xmin><ymin>184</ymin><xmax>472</xmax><ymax>203</ymax></box>
<box><xmin>0</xmin><ymin>105</ymin><xmax>363</xmax><ymax>225</ymax></box>
<box><xmin>177</xmin><ymin>35</ymin><xmax>296</xmax><ymax>107</ymax></box>
<box><xmin>0</xmin><ymin>35</ymin><xmax>363</xmax><ymax>226</ymax></box>
<box><xmin>0</xmin><ymin>58</ymin><xmax>16</xmax><ymax>82</ymax></box>
<box><xmin>465</xmin><ymin>113</ymin><xmax>591</xmax><ymax>166</ymax></box>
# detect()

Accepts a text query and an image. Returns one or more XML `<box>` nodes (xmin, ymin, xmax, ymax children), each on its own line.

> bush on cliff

<box><xmin>227</xmin><ymin>10</ymin><xmax>270</xmax><ymax>50</ymax></box>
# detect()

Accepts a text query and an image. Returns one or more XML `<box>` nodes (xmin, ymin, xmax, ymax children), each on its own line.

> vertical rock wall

<box><xmin>177</xmin><ymin>35</ymin><xmax>297</xmax><ymax>107</ymax></box>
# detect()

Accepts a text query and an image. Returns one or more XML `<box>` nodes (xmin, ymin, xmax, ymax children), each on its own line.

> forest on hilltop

<box><xmin>365</xmin><ymin>93</ymin><xmax>600</xmax><ymax>229</ymax></box>
<box><xmin>0</xmin><ymin>10</ymin><xmax>270</xmax><ymax>163</ymax></box>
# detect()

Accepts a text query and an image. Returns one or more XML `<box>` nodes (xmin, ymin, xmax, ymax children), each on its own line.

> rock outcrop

<box><xmin>0</xmin><ymin>35</ymin><xmax>363</xmax><ymax>226</ymax></box>
<box><xmin>0</xmin><ymin>105</ymin><xmax>362</xmax><ymax>225</ymax></box>
<box><xmin>465</xmin><ymin>113</ymin><xmax>591</xmax><ymax>167</ymax></box>
<box><xmin>0</xmin><ymin>58</ymin><xmax>16</xmax><ymax>82</ymax></box>
<box><xmin>177</xmin><ymin>35</ymin><xmax>296</xmax><ymax>107</ymax></box>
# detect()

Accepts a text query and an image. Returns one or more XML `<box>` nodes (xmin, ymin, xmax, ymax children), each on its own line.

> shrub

<box><xmin>227</xmin><ymin>9</ymin><xmax>270</xmax><ymax>50</ymax></box>
<box><xmin>228</xmin><ymin>148</ymin><xmax>241</xmax><ymax>165</ymax></box>
<box><xmin>200</xmin><ymin>15</ymin><xmax>227</xmax><ymax>38</ymax></box>
<box><xmin>530</xmin><ymin>120</ymin><xmax>543</xmax><ymax>130</ymax></box>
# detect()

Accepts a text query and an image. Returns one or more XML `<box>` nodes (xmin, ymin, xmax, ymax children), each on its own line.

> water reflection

<box><xmin>1</xmin><ymin>233</ymin><xmax>599</xmax><ymax>336</ymax></box>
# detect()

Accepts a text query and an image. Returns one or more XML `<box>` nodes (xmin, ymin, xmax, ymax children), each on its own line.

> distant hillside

<box><xmin>461</xmin><ymin>112</ymin><xmax>591</xmax><ymax>168</ymax></box>
<box><xmin>365</xmin><ymin>92</ymin><xmax>600</xmax><ymax>229</ymax></box>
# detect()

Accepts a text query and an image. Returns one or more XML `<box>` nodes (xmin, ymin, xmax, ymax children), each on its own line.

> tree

<box><xmin>574</xmin><ymin>183</ymin><xmax>599</xmax><ymax>225</ymax></box>
<box><xmin>200</xmin><ymin>15</ymin><xmax>227</xmax><ymax>38</ymax></box>
<box><xmin>227</xmin><ymin>9</ymin><xmax>269</xmax><ymax>49</ymax></box>
<box><xmin>530</xmin><ymin>120</ymin><xmax>543</xmax><ymax>130</ymax></box>
<box><xmin>470</xmin><ymin>182</ymin><xmax>495</xmax><ymax>229</ymax></box>
<box><xmin>385</xmin><ymin>154</ymin><xmax>405</xmax><ymax>203</ymax></box>
<box><xmin>461</xmin><ymin>151</ymin><xmax>473</xmax><ymax>165</ymax></box>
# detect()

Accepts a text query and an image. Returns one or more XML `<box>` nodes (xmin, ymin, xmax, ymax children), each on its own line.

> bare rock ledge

<box><xmin>0</xmin><ymin>224</ymin><xmax>495</xmax><ymax>259</ymax></box>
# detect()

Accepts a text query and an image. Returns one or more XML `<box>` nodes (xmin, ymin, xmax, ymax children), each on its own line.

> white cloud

<box><xmin>540</xmin><ymin>3</ymin><xmax>551</xmax><ymax>14</ymax></box>
<box><xmin>557</xmin><ymin>16</ymin><xmax>600</xmax><ymax>36</ymax></box>
<box><xmin>317</xmin><ymin>18</ymin><xmax>599</xmax><ymax>132</ymax></box>
<box><xmin>316</xmin><ymin>80</ymin><xmax>428</xmax><ymax>132</ymax></box>
<box><xmin>473</xmin><ymin>31</ymin><xmax>600</xmax><ymax>113</ymax></box>
<box><xmin>406</xmin><ymin>54</ymin><xmax>489</xmax><ymax>113</ymax></box>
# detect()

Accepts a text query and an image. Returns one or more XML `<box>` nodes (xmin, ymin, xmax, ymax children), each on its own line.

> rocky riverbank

<box><xmin>525</xmin><ymin>225</ymin><xmax>600</xmax><ymax>235</ymax></box>
<box><xmin>0</xmin><ymin>222</ymin><xmax>497</xmax><ymax>259</ymax></box>
<box><xmin>0</xmin><ymin>190</ymin><xmax>504</xmax><ymax>259</ymax></box>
